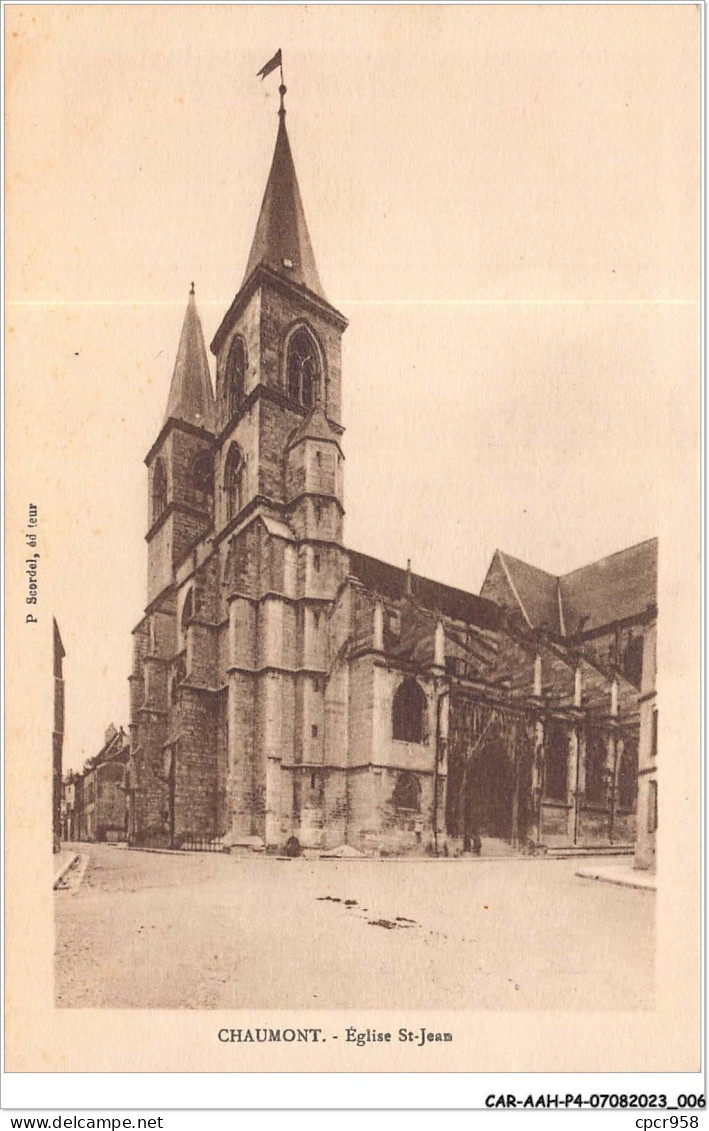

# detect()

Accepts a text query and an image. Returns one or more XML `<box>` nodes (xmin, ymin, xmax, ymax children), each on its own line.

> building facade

<box><xmin>479</xmin><ymin>543</ymin><xmax>657</xmax><ymax>855</ymax></box>
<box><xmin>53</xmin><ymin>619</ymin><xmax>65</xmax><ymax>853</ymax></box>
<box><xmin>127</xmin><ymin>98</ymin><xmax>657</xmax><ymax>857</ymax></box>
<box><xmin>69</xmin><ymin>724</ymin><xmax>130</xmax><ymax>842</ymax></box>
<box><xmin>61</xmin><ymin>773</ymin><xmax>78</xmax><ymax>841</ymax></box>
<box><xmin>635</xmin><ymin>622</ymin><xmax>658</xmax><ymax>870</ymax></box>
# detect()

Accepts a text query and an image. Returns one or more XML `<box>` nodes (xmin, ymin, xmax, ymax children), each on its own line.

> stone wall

<box><xmin>172</xmin><ymin>685</ymin><xmax>220</xmax><ymax>841</ymax></box>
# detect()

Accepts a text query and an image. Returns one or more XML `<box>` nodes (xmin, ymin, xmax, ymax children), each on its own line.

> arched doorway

<box><xmin>446</xmin><ymin>698</ymin><xmax>529</xmax><ymax>848</ymax></box>
<box><xmin>466</xmin><ymin>735</ymin><xmax>515</xmax><ymax>841</ymax></box>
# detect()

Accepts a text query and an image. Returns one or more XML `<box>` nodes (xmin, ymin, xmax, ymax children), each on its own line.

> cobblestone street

<box><xmin>55</xmin><ymin>843</ymin><xmax>654</xmax><ymax>1011</ymax></box>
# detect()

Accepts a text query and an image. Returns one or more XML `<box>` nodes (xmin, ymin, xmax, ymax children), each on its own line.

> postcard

<box><xmin>4</xmin><ymin>3</ymin><xmax>701</xmax><ymax>1080</ymax></box>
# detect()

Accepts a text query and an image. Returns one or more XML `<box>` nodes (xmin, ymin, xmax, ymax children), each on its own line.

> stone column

<box><xmin>433</xmin><ymin>686</ymin><xmax>450</xmax><ymax>849</ymax></box>
<box><xmin>577</xmin><ymin>727</ymin><xmax>587</xmax><ymax>796</ymax></box>
<box><xmin>606</xmin><ymin>677</ymin><xmax>619</xmax><ymax>841</ymax></box>
<box><xmin>565</xmin><ymin>665</ymin><xmax>583</xmax><ymax>843</ymax></box>
<box><xmin>532</xmin><ymin>717</ymin><xmax>544</xmax><ymax>791</ymax></box>
<box><xmin>373</xmin><ymin>600</ymin><xmax>384</xmax><ymax>652</ymax></box>
<box><xmin>567</xmin><ymin>724</ymin><xmax>579</xmax><ymax>842</ymax></box>
<box><xmin>434</xmin><ymin>620</ymin><xmax>445</xmax><ymax>670</ymax></box>
<box><xmin>226</xmin><ymin>595</ymin><xmax>255</xmax><ymax>839</ymax></box>
<box><xmin>528</xmin><ymin>653</ymin><xmax>544</xmax><ymax>845</ymax></box>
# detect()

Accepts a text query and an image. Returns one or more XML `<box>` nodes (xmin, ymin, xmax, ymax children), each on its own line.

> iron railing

<box><xmin>177</xmin><ymin>837</ymin><xmax>225</xmax><ymax>853</ymax></box>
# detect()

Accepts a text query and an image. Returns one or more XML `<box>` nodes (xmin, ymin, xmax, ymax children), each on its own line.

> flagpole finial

<box><xmin>278</xmin><ymin>83</ymin><xmax>287</xmax><ymax>119</ymax></box>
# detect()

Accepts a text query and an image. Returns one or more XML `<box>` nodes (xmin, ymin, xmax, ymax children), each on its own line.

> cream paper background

<box><xmin>5</xmin><ymin>3</ymin><xmax>700</xmax><ymax>1073</ymax></box>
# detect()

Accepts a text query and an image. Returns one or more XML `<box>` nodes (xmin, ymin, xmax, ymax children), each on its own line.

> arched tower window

<box><xmin>622</xmin><ymin>634</ymin><xmax>644</xmax><ymax>689</ymax></box>
<box><xmin>225</xmin><ymin>337</ymin><xmax>246</xmax><ymax>421</ymax></box>
<box><xmin>181</xmin><ymin>588</ymin><xmax>194</xmax><ymax>632</ymax></box>
<box><xmin>392</xmin><ymin>678</ymin><xmax>427</xmax><ymax>744</ymax></box>
<box><xmin>286</xmin><ymin>327</ymin><xmax>320</xmax><ymax>409</ymax></box>
<box><xmin>152</xmin><ymin>458</ymin><xmax>167</xmax><ymax>523</ymax></box>
<box><xmin>191</xmin><ymin>451</ymin><xmax>213</xmax><ymax>498</ymax></box>
<box><xmin>224</xmin><ymin>444</ymin><xmax>244</xmax><ymax>521</ymax></box>
<box><xmin>392</xmin><ymin>771</ymin><xmax>421</xmax><ymax>812</ymax></box>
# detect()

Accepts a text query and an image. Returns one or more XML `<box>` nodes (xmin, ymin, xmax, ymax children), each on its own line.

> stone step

<box><xmin>545</xmin><ymin>844</ymin><xmax>634</xmax><ymax>858</ymax></box>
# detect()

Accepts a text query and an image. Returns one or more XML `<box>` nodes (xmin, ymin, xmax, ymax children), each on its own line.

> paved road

<box><xmin>55</xmin><ymin>843</ymin><xmax>654</xmax><ymax>1010</ymax></box>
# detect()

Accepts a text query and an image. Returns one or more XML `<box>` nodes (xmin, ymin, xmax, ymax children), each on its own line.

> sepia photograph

<box><xmin>5</xmin><ymin>2</ymin><xmax>701</xmax><ymax>1079</ymax></box>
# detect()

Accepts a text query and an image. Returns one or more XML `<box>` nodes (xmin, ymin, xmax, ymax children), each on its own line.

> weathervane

<box><xmin>256</xmin><ymin>48</ymin><xmax>286</xmax><ymax>116</ymax></box>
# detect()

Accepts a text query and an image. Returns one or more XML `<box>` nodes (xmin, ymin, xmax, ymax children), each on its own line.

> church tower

<box><xmin>212</xmin><ymin>88</ymin><xmax>349</xmax><ymax>847</ymax></box>
<box><xmin>210</xmin><ymin>92</ymin><xmax>347</xmax><ymax>539</ymax></box>
<box><xmin>145</xmin><ymin>286</ymin><xmax>215</xmax><ymax>603</ymax></box>
<box><xmin>129</xmin><ymin>286</ymin><xmax>219</xmax><ymax>847</ymax></box>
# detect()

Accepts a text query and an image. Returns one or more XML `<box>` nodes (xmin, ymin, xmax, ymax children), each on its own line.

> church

<box><xmin>127</xmin><ymin>89</ymin><xmax>657</xmax><ymax>859</ymax></box>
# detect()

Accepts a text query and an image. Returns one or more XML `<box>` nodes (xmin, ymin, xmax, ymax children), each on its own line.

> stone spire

<box><xmin>164</xmin><ymin>285</ymin><xmax>215</xmax><ymax>431</ymax></box>
<box><xmin>242</xmin><ymin>110</ymin><xmax>326</xmax><ymax>301</ymax></box>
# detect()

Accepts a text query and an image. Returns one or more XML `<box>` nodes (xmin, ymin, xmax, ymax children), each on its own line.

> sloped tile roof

<box><xmin>559</xmin><ymin>537</ymin><xmax>658</xmax><ymax>634</ymax></box>
<box><xmin>347</xmin><ymin>549</ymin><xmax>500</xmax><ymax>630</ymax></box>
<box><xmin>261</xmin><ymin>516</ymin><xmax>295</xmax><ymax>542</ymax></box>
<box><xmin>497</xmin><ymin>551</ymin><xmax>561</xmax><ymax>633</ymax></box>
<box><xmin>490</xmin><ymin>538</ymin><xmax>658</xmax><ymax>636</ymax></box>
<box><xmin>286</xmin><ymin>405</ymin><xmax>342</xmax><ymax>452</ymax></box>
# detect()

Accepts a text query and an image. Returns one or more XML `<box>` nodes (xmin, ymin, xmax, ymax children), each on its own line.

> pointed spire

<box><xmin>242</xmin><ymin>113</ymin><xmax>326</xmax><ymax>301</ymax></box>
<box><xmin>164</xmin><ymin>286</ymin><xmax>215</xmax><ymax>431</ymax></box>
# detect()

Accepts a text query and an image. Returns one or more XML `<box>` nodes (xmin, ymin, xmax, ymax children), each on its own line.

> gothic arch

<box><xmin>283</xmin><ymin>323</ymin><xmax>324</xmax><ymax>410</ymax></box>
<box><xmin>191</xmin><ymin>450</ymin><xmax>213</xmax><ymax>499</ymax></box>
<box><xmin>152</xmin><ymin>458</ymin><xmax>167</xmax><ymax>524</ymax></box>
<box><xmin>224</xmin><ymin>336</ymin><xmax>247</xmax><ymax>422</ymax></box>
<box><xmin>224</xmin><ymin>443</ymin><xmax>244</xmax><ymax>521</ymax></box>
<box><xmin>617</xmin><ymin>734</ymin><xmax>638</xmax><ymax>812</ymax></box>
<box><xmin>543</xmin><ymin>720</ymin><xmax>568</xmax><ymax>802</ymax></box>
<box><xmin>585</xmin><ymin>726</ymin><xmax>608</xmax><ymax>806</ymax></box>
<box><xmin>392</xmin><ymin>678</ymin><xmax>427</xmax><ymax>744</ymax></box>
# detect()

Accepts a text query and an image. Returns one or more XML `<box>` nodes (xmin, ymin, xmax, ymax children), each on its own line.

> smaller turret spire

<box><xmin>164</xmin><ymin>286</ymin><xmax>215</xmax><ymax>431</ymax></box>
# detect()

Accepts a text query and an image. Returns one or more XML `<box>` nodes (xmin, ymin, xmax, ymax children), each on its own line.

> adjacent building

<box><xmin>480</xmin><ymin>542</ymin><xmax>657</xmax><ymax>857</ymax></box>
<box><xmin>53</xmin><ymin>619</ymin><xmax>65</xmax><ymax>853</ymax></box>
<box><xmin>66</xmin><ymin>725</ymin><xmax>130</xmax><ymax>843</ymax></box>
<box><xmin>60</xmin><ymin>771</ymin><xmax>80</xmax><ymax>842</ymax></box>
<box><xmin>635</xmin><ymin>621</ymin><xmax>658</xmax><ymax>870</ymax></box>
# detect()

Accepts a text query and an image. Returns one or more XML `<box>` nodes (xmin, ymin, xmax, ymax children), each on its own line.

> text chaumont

<box><xmin>218</xmin><ymin>1028</ymin><xmax>324</xmax><ymax>1043</ymax></box>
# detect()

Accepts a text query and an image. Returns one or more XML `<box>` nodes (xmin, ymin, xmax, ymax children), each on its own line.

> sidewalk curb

<box><xmin>127</xmin><ymin>846</ymin><xmax>229</xmax><ymax>857</ymax></box>
<box><xmin>576</xmin><ymin>865</ymin><xmax>656</xmax><ymax>891</ymax></box>
<box><xmin>53</xmin><ymin>852</ymin><xmax>79</xmax><ymax>889</ymax></box>
<box><xmin>123</xmin><ymin>844</ymin><xmax>637</xmax><ymax>865</ymax></box>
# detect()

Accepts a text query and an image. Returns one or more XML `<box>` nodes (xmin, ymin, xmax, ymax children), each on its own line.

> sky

<box><xmin>6</xmin><ymin>4</ymin><xmax>699</xmax><ymax>771</ymax></box>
